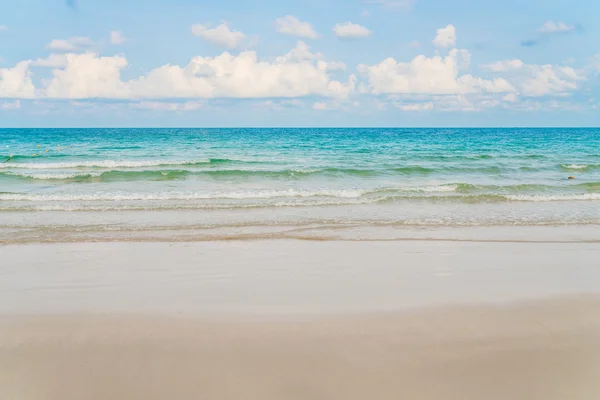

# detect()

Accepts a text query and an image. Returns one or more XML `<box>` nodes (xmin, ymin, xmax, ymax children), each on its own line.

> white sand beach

<box><xmin>2</xmin><ymin>240</ymin><xmax>600</xmax><ymax>399</ymax></box>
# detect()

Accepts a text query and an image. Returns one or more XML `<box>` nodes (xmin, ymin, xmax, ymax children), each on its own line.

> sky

<box><xmin>1</xmin><ymin>0</ymin><xmax>600</xmax><ymax>127</ymax></box>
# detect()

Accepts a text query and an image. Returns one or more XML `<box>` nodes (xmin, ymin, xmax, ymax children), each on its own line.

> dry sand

<box><xmin>2</xmin><ymin>296</ymin><xmax>600</xmax><ymax>400</ymax></box>
<box><xmin>3</xmin><ymin>240</ymin><xmax>600</xmax><ymax>399</ymax></box>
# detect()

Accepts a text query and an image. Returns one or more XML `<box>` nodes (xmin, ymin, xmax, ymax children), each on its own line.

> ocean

<box><xmin>1</xmin><ymin>128</ymin><xmax>599</xmax><ymax>243</ymax></box>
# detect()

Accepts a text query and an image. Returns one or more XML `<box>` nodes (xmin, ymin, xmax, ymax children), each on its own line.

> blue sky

<box><xmin>1</xmin><ymin>0</ymin><xmax>599</xmax><ymax>126</ymax></box>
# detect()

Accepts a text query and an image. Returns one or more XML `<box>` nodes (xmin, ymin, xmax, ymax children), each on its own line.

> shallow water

<box><xmin>1</xmin><ymin>128</ymin><xmax>599</xmax><ymax>242</ymax></box>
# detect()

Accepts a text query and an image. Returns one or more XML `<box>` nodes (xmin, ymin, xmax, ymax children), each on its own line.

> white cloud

<box><xmin>537</xmin><ymin>21</ymin><xmax>574</xmax><ymax>34</ymax></box>
<box><xmin>0</xmin><ymin>25</ymin><xmax>8</xmax><ymax>31</ymax></box>
<box><xmin>456</xmin><ymin>49</ymin><xmax>471</xmax><ymax>69</ymax></box>
<box><xmin>1</xmin><ymin>100</ymin><xmax>21</xmax><ymax>110</ymax></box>
<box><xmin>6</xmin><ymin>20</ymin><xmax>596</xmax><ymax>113</ymax></box>
<box><xmin>433</xmin><ymin>24</ymin><xmax>456</xmax><ymax>48</ymax></box>
<box><xmin>132</xmin><ymin>101</ymin><xmax>204</xmax><ymax>111</ymax></box>
<box><xmin>360</xmin><ymin>10</ymin><xmax>370</xmax><ymax>17</ymax></box>
<box><xmin>32</xmin><ymin>54</ymin><xmax>68</xmax><ymax>68</ymax></box>
<box><xmin>318</xmin><ymin>60</ymin><xmax>346</xmax><ymax>71</ymax></box>
<box><xmin>0</xmin><ymin>61</ymin><xmax>36</xmax><ymax>98</ymax></box>
<box><xmin>483</xmin><ymin>59</ymin><xmax>585</xmax><ymax>97</ymax></box>
<box><xmin>407</xmin><ymin>41</ymin><xmax>421</xmax><ymax>48</ymax></box>
<box><xmin>358</xmin><ymin>49</ymin><xmax>514</xmax><ymax>95</ymax></box>
<box><xmin>129</xmin><ymin>41</ymin><xmax>355</xmax><ymax>99</ymax></box>
<box><xmin>44</xmin><ymin>53</ymin><xmax>129</xmax><ymax>98</ymax></box>
<box><xmin>110</xmin><ymin>31</ymin><xmax>126</xmax><ymax>45</ymax></box>
<box><xmin>482</xmin><ymin>59</ymin><xmax>524</xmax><ymax>72</ymax></box>
<box><xmin>334</xmin><ymin>22</ymin><xmax>372</xmax><ymax>38</ymax></box>
<box><xmin>274</xmin><ymin>16</ymin><xmax>318</xmax><ymax>39</ymax></box>
<box><xmin>46</xmin><ymin>37</ymin><xmax>94</xmax><ymax>52</ymax></box>
<box><xmin>275</xmin><ymin>41</ymin><xmax>322</xmax><ymax>62</ymax></box>
<box><xmin>458</xmin><ymin>75</ymin><xmax>514</xmax><ymax>93</ymax></box>
<box><xmin>502</xmin><ymin>93</ymin><xmax>519</xmax><ymax>103</ymax></box>
<box><xmin>191</xmin><ymin>23</ymin><xmax>246</xmax><ymax>49</ymax></box>
<box><xmin>38</xmin><ymin>42</ymin><xmax>354</xmax><ymax>100</ymax></box>
<box><xmin>520</xmin><ymin>65</ymin><xmax>584</xmax><ymax>96</ymax></box>
<box><xmin>397</xmin><ymin>102</ymin><xmax>433</xmax><ymax>111</ymax></box>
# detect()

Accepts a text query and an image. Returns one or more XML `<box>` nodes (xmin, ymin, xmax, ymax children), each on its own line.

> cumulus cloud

<box><xmin>274</xmin><ymin>16</ymin><xmax>318</xmax><ymax>39</ymax></box>
<box><xmin>433</xmin><ymin>24</ymin><xmax>456</xmax><ymax>48</ymax></box>
<box><xmin>5</xmin><ymin>22</ymin><xmax>597</xmax><ymax>113</ymax></box>
<box><xmin>537</xmin><ymin>21</ymin><xmax>574</xmax><ymax>34</ymax></box>
<box><xmin>482</xmin><ymin>59</ymin><xmax>524</xmax><ymax>72</ymax></box>
<box><xmin>520</xmin><ymin>65</ymin><xmax>584</xmax><ymax>96</ymax></box>
<box><xmin>46</xmin><ymin>37</ymin><xmax>94</xmax><ymax>52</ymax></box>
<box><xmin>110</xmin><ymin>31</ymin><xmax>126</xmax><ymax>45</ymax></box>
<box><xmin>334</xmin><ymin>22</ymin><xmax>372</xmax><ymax>38</ymax></box>
<box><xmin>44</xmin><ymin>53</ymin><xmax>129</xmax><ymax>98</ymax></box>
<box><xmin>522</xmin><ymin>21</ymin><xmax>580</xmax><ymax>47</ymax></box>
<box><xmin>502</xmin><ymin>93</ymin><xmax>519</xmax><ymax>103</ymax></box>
<box><xmin>0</xmin><ymin>61</ymin><xmax>36</xmax><ymax>98</ymax></box>
<box><xmin>28</xmin><ymin>42</ymin><xmax>354</xmax><ymax>100</ymax></box>
<box><xmin>358</xmin><ymin>49</ymin><xmax>514</xmax><ymax>95</ymax></box>
<box><xmin>191</xmin><ymin>23</ymin><xmax>246</xmax><ymax>49</ymax></box>
<box><xmin>132</xmin><ymin>101</ymin><xmax>204</xmax><ymax>111</ymax></box>
<box><xmin>483</xmin><ymin>59</ymin><xmax>585</xmax><ymax>97</ymax></box>
<box><xmin>129</xmin><ymin>41</ymin><xmax>355</xmax><ymax>99</ymax></box>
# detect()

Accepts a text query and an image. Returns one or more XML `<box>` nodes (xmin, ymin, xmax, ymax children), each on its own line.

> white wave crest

<box><xmin>0</xmin><ymin>159</ymin><xmax>210</xmax><ymax>169</ymax></box>
<box><xmin>506</xmin><ymin>193</ymin><xmax>600</xmax><ymax>202</ymax></box>
<box><xmin>0</xmin><ymin>189</ymin><xmax>370</xmax><ymax>202</ymax></box>
<box><xmin>2</xmin><ymin>171</ymin><xmax>102</xmax><ymax>179</ymax></box>
<box><xmin>561</xmin><ymin>164</ymin><xmax>588</xmax><ymax>170</ymax></box>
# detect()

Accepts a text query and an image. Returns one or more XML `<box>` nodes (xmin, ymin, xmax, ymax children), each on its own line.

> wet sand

<box><xmin>2</xmin><ymin>241</ymin><xmax>600</xmax><ymax>314</ymax></box>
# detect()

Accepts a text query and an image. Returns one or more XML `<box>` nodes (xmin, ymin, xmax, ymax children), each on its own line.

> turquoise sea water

<box><xmin>1</xmin><ymin>128</ymin><xmax>599</xmax><ymax>242</ymax></box>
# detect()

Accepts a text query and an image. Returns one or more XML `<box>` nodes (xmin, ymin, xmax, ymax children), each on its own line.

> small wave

<box><xmin>562</xmin><ymin>164</ymin><xmax>587</xmax><ymax>169</ymax></box>
<box><xmin>0</xmin><ymin>158</ymin><xmax>260</xmax><ymax>170</ymax></box>
<box><xmin>1</xmin><ymin>171</ymin><xmax>102</xmax><ymax>180</ymax></box>
<box><xmin>0</xmin><ymin>168</ymin><xmax>383</xmax><ymax>182</ymax></box>
<box><xmin>0</xmin><ymin>189</ymin><xmax>367</xmax><ymax>202</ymax></box>
<box><xmin>455</xmin><ymin>182</ymin><xmax>600</xmax><ymax>193</ymax></box>
<box><xmin>0</xmin><ymin>185</ymin><xmax>462</xmax><ymax>202</ymax></box>
<box><xmin>560</xmin><ymin>164</ymin><xmax>600</xmax><ymax>171</ymax></box>
<box><xmin>505</xmin><ymin>193</ymin><xmax>600</xmax><ymax>202</ymax></box>
<box><xmin>0</xmin><ymin>166</ymin><xmax>493</xmax><ymax>182</ymax></box>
